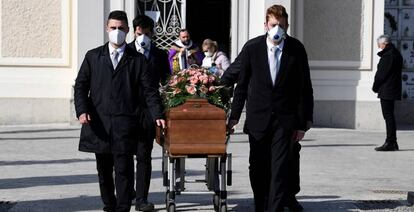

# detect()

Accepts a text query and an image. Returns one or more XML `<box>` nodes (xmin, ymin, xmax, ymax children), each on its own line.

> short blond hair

<box><xmin>202</xmin><ymin>39</ymin><xmax>218</xmax><ymax>52</ymax></box>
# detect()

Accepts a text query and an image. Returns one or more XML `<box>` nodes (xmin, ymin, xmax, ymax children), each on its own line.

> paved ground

<box><xmin>0</xmin><ymin>124</ymin><xmax>413</xmax><ymax>211</ymax></box>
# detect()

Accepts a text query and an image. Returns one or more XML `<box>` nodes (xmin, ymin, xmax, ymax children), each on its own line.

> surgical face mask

<box><xmin>108</xmin><ymin>29</ymin><xmax>126</xmax><ymax>45</ymax></box>
<box><xmin>136</xmin><ymin>34</ymin><xmax>151</xmax><ymax>49</ymax></box>
<box><xmin>268</xmin><ymin>25</ymin><xmax>285</xmax><ymax>43</ymax></box>
<box><xmin>204</xmin><ymin>51</ymin><xmax>213</xmax><ymax>57</ymax></box>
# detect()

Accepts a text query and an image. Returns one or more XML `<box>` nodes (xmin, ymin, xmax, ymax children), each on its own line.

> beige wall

<box><xmin>1</xmin><ymin>0</ymin><xmax>61</xmax><ymax>58</ymax></box>
<box><xmin>303</xmin><ymin>0</ymin><xmax>362</xmax><ymax>61</ymax></box>
<box><xmin>0</xmin><ymin>0</ymin><xmax>75</xmax><ymax>125</ymax></box>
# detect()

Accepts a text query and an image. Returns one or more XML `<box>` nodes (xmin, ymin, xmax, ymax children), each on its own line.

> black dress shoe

<box><xmin>284</xmin><ymin>197</ymin><xmax>303</xmax><ymax>212</ymax></box>
<box><xmin>135</xmin><ymin>201</ymin><xmax>154</xmax><ymax>211</ymax></box>
<box><xmin>103</xmin><ymin>206</ymin><xmax>115</xmax><ymax>212</ymax></box>
<box><xmin>375</xmin><ymin>142</ymin><xmax>399</xmax><ymax>151</ymax></box>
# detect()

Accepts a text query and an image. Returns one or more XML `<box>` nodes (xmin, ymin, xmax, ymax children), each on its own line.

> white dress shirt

<box><xmin>135</xmin><ymin>41</ymin><xmax>151</xmax><ymax>59</ymax></box>
<box><xmin>108</xmin><ymin>43</ymin><xmax>126</xmax><ymax>63</ymax></box>
<box><xmin>266</xmin><ymin>38</ymin><xmax>284</xmax><ymax>85</ymax></box>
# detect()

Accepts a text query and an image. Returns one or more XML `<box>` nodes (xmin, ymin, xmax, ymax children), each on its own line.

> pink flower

<box><xmin>186</xmin><ymin>85</ymin><xmax>196</xmax><ymax>95</ymax></box>
<box><xmin>177</xmin><ymin>76</ymin><xmax>185</xmax><ymax>83</ymax></box>
<box><xmin>169</xmin><ymin>78</ymin><xmax>178</xmax><ymax>86</ymax></box>
<box><xmin>209</xmin><ymin>76</ymin><xmax>216</xmax><ymax>83</ymax></box>
<box><xmin>189</xmin><ymin>76</ymin><xmax>199</xmax><ymax>85</ymax></box>
<box><xmin>199</xmin><ymin>74</ymin><xmax>209</xmax><ymax>85</ymax></box>
<box><xmin>173</xmin><ymin>88</ymin><xmax>181</xmax><ymax>95</ymax></box>
<box><xmin>200</xmin><ymin>85</ymin><xmax>208</xmax><ymax>94</ymax></box>
<box><xmin>179</xmin><ymin>70</ymin><xmax>186</xmax><ymax>75</ymax></box>
<box><xmin>208</xmin><ymin>86</ymin><xmax>216</xmax><ymax>92</ymax></box>
<box><xmin>189</xmin><ymin>69</ymin><xmax>197</xmax><ymax>75</ymax></box>
<box><xmin>194</xmin><ymin>72</ymin><xmax>202</xmax><ymax>78</ymax></box>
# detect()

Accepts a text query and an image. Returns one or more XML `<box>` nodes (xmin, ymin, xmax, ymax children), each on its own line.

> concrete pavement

<box><xmin>0</xmin><ymin>125</ymin><xmax>413</xmax><ymax>211</ymax></box>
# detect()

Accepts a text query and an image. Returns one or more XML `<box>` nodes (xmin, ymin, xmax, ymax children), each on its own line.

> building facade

<box><xmin>0</xmin><ymin>0</ymin><xmax>413</xmax><ymax>129</ymax></box>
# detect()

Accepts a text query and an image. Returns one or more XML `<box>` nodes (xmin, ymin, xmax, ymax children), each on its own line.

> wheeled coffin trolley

<box><xmin>156</xmin><ymin>99</ymin><xmax>232</xmax><ymax>212</ymax></box>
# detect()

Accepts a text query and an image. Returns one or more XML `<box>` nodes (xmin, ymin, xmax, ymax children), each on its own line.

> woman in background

<box><xmin>201</xmin><ymin>39</ymin><xmax>230</xmax><ymax>77</ymax></box>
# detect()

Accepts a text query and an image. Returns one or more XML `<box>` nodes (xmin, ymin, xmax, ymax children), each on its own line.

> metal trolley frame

<box><xmin>159</xmin><ymin>132</ymin><xmax>232</xmax><ymax>212</ymax></box>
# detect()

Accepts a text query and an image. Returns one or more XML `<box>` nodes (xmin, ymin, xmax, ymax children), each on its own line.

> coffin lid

<box><xmin>167</xmin><ymin>98</ymin><xmax>226</xmax><ymax>120</ymax></box>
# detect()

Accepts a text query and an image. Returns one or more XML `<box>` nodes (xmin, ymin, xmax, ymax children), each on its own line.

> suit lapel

<box><xmin>275</xmin><ymin>37</ymin><xmax>289</xmax><ymax>87</ymax></box>
<box><xmin>101</xmin><ymin>43</ymin><xmax>115</xmax><ymax>71</ymax></box>
<box><xmin>259</xmin><ymin>36</ymin><xmax>274</xmax><ymax>88</ymax></box>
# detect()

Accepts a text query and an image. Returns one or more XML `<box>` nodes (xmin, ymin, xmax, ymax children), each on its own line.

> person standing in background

<box><xmin>168</xmin><ymin>29</ymin><xmax>203</xmax><ymax>73</ymax></box>
<box><xmin>373</xmin><ymin>35</ymin><xmax>403</xmax><ymax>151</ymax></box>
<box><xmin>201</xmin><ymin>38</ymin><xmax>230</xmax><ymax>77</ymax></box>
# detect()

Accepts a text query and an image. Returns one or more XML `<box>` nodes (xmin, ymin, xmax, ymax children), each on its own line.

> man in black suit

<box><xmin>372</xmin><ymin>35</ymin><xmax>403</xmax><ymax>151</ymax></box>
<box><xmin>128</xmin><ymin>14</ymin><xmax>170</xmax><ymax>211</ymax></box>
<box><xmin>227</xmin><ymin>5</ymin><xmax>313</xmax><ymax>212</ymax></box>
<box><xmin>74</xmin><ymin>11</ymin><xmax>165</xmax><ymax>212</ymax></box>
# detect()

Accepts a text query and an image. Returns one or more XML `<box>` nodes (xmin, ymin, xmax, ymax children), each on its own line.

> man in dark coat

<box><xmin>74</xmin><ymin>11</ymin><xmax>165</xmax><ymax>212</ymax></box>
<box><xmin>227</xmin><ymin>5</ymin><xmax>313</xmax><ymax>212</ymax></box>
<box><xmin>372</xmin><ymin>34</ymin><xmax>403</xmax><ymax>151</ymax></box>
<box><xmin>127</xmin><ymin>14</ymin><xmax>170</xmax><ymax>211</ymax></box>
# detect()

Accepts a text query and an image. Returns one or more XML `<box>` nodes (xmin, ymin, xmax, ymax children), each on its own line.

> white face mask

<box><xmin>204</xmin><ymin>51</ymin><xmax>214</xmax><ymax>57</ymax></box>
<box><xmin>108</xmin><ymin>29</ymin><xmax>126</xmax><ymax>45</ymax></box>
<box><xmin>268</xmin><ymin>25</ymin><xmax>285</xmax><ymax>43</ymax></box>
<box><xmin>136</xmin><ymin>34</ymin><xmax>151</xmax><ymax>49</ymax></box>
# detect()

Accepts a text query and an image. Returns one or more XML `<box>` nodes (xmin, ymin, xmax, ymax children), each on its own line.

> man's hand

<box><xmin>292</xmin><ymin>130</ymin><xmax>305</xmax><ymax>142</ymax></box>
<box><xmin>227</xmin><ymin>119</ymin><xmax>239</xmax><ymax>134</ymax></box>
<box><xmin>79</xmin><ymin>113</ymin><xmax>91</xmax><ymax>124</ymax></box>
<box><xmin>156</xmin><ymin>119</ymin><xmax>166</xmax><ymax>129</ymax></box>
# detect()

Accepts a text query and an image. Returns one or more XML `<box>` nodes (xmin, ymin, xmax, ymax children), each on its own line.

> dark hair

<box><xmin>107</xmin><ymin>10</ymin><xmax>128</xmax><ymax>25</ymax></box>
<box><xmin>133</xmin><ymin>15</ymin><xmax>155</xmax><ymax>31</ymax></box>
<box><xmin>180</xmin><ymin>29</ymin><xmax>190</xmax><ymax>34</ymax></box>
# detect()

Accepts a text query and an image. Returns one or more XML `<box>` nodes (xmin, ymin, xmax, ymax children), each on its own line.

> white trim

<box><xmin>181</xmin><ymin>0</ymin><xmax>186</xmax><ymax>28</ymax></box>
<box><xmin>230</xmin><ymin>0</ymin><xmax>239</xmax><ymax>60</ymax></box>
<box><xmin>296</xmin><ymin>0</ymin><xmax>374</xmax><ymax>70</ymax></box>
<box><xmin>125</xmin><ymin>0</ymin><xmax>136</xmax><ymax>43</ymax></box>
<box><xmin>0</xmin><ymin>0</ymin><xmax>71</xmax><ymax>67</ymax></box>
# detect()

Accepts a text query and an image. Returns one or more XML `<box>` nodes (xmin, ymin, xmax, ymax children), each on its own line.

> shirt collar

<box><xmin>266</xmin><ymin>37</ymin><xmax>285</xmax><ymax>53</ymax></box>
<box><xmin>108</xmin><ymin>42</ymin><xmax>126</xmax><ymax>55</ymax></box>
<box><xmin>135</xmin><ymin>40</ymin><xmax>151</xmax><ymax>52</ymax></box>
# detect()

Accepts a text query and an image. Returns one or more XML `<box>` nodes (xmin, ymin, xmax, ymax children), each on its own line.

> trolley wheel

<box><xmin>165</xmin><ymin>191</ymin><xmax>169</xmax><ymax>206</ymax></box>
<box><xmin>167</xmin><ymin>203</ymin><xmax>176</xmax><ymax>212</ymax></box>
<box><xmin>219</xmin><ymin>203</ymin><xmax>227</xmax><ymax>212</ymax></box>
<box><xmin>213</xmin><ymin>193</ymin><xmax>219</xmax><ymax>211</ymax></box>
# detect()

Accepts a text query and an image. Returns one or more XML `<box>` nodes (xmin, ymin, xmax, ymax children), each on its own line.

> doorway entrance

<box><xmin>186</xmin><ymin>0</ymin><xmax>231</xmax><ymax>55</ymax></box>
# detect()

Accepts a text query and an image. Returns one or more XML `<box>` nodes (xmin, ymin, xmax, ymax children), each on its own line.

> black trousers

<box><xmin>135</xmin><ymin>124</ymin><xmax>155</xmax><ymax>204</ymax></box>
<box><xmin>95</xmin><ymin>153</ymin><xmax>134</xmax><ymax>212</ymax></box>
<box><xmin>248</xmin><ymin>119</ymin><xmax>300</xmax><ymax>212</ymax></box>
<box><xmin>380</xmin><ymin>99</ymin><xmax>397</xmax><ymax>143</ymax></box>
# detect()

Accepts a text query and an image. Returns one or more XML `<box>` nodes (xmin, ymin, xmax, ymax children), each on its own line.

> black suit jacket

<box><xmin>372</xmin><ymin>44</ymin><xmax>402</xmax><ymax>100</ymax></box>
<box><xmin>230</xmin><ymin>35</ymin><xmax>313</xmax><ymax>140</ymax></box>
<box><xmin>128</xmin><ymin>41</ymin><xmax>170</xmax><ymax>85</ymax></box>
<box><xmin>74</xmin><ymin>42</ymin><xmax>164</xmax><ymax>154</ymax></box>
<box><xmin>128</xmin><ymin>41</ymin><xmax>170</xmax><ymax>131</ymax></box>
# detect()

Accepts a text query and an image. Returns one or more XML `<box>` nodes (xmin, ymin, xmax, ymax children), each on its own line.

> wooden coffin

<box><xmin>156</xmin><ymin>98</ymin><xmax>227</xmax><ymax>156</ymax></box>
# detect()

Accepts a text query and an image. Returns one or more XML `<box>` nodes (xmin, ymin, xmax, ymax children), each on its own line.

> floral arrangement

<box><xmin>161</xmin><ymin>66</ymin><xmax>231</xmax><ymax>111</ymax></box>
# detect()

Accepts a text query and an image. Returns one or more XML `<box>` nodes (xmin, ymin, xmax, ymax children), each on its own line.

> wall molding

<box><xmin>0</xmin><ymin>0</ymin><xmax>71</xmax><ymax>67</ymax></box>
<box><xmin>296</xmin><ymin>0</ymin><xmax>374</xmax><ymax>70</ymax></box>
